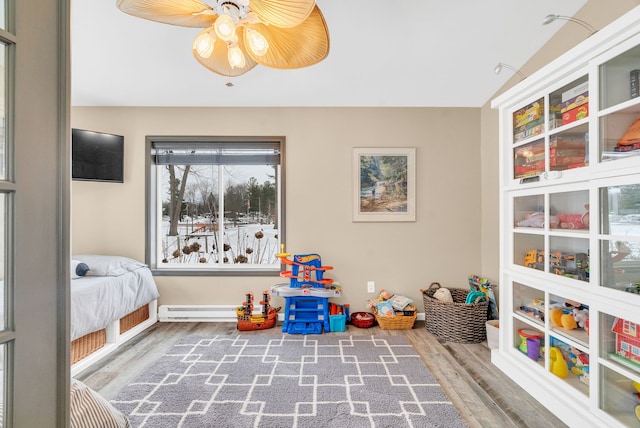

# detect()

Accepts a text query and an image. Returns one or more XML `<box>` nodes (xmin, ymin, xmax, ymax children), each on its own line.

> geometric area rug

<box><xmin>111</xmin><ymin>334</ymin><xmax>469</xmax><ymax>428</ymax></box>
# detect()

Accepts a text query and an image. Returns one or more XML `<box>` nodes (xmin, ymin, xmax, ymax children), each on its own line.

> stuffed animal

<box><xmin>561</xmin><ymin>313</ymin><xmax>578</xmax><ymax>330</ymax></box>
<box><xmin>572</xmin><ymin>308</ymin><xmax>589</xmax><ymax>329</ymax></box>
<box><xmin>550</xmin><ymin>307</ymin><xmax>564</xmax><ymax>327</ymax></box>
<box><xmin>557</xmin><ymin>204</ymin><xmax>589</xmax><ymax>229</ymax></box>
<box><xmin>433</xmin><ymin>287</ymin><xmax>453</xmax><ymax>303</ymax></box>
<box><xmin>516</xmin><ymin>211</ymin><xmax>559</xmax><ymax>228</ymax></box>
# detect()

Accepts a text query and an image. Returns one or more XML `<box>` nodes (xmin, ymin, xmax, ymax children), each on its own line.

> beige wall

<box><xmin>72</xmin><ymin>107</ymin><xmax>481</xmax><ymax>313</ymax></box>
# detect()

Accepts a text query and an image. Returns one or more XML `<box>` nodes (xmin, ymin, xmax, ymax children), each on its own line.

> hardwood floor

<box><xmin>77</xmin><ymin>321</ymin><xmax>566</xmax><ymax>428</ymax></box>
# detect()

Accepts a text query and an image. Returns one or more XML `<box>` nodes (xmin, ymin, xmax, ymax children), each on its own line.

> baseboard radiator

<box><xmin>159</xmin><ymin>304</ymin><xmax>425</xmax><ymax>323</ymax></box>
<box><xmin>158</xmin><ymin>305</ymin><xmax>238</xmax><ymax>322</ymax></box>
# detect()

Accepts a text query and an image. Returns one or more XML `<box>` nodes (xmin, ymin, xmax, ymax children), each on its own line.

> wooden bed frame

<box><xmin>71</xmin><ymin>300</ymin><xmax>158</xmax><ymax>376</ymax></box>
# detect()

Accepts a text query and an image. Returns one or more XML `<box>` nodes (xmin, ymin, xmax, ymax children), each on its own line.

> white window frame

<box><xmin>146</xmin><ymin>136</ymin><xmax>285</xmax><ymax>276</ymax></box>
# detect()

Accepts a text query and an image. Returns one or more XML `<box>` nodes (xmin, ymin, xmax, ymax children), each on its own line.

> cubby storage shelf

<box><xmin>492</xmin><ymin>6</ymin><xmax>640</xmax><ymax>427</ymax></box>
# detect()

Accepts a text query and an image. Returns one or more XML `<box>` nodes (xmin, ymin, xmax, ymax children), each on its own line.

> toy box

<box><xmin>561</xmin><ymin>92</ymin><xmax>588</xmax><ymax>113</ymax></box>
<box><xmin>561</xmin><ymin>81</ymin><xmax>589</xmax><ymax>102</ymax></box>
<box><xmin>514</xmin><ymin>122</ymin><xmax>545</xmax><ymax>143</ymax></box>
<box><xmin>514</xmin><ymin>140</ymin><xmax>545</xmax><ymax>178</ymax></box>
<box><xmin>562</xmin><ymin>104</ymin><xmax>589</xmax><ymax>125</ymax></box>
<box><xmin>513</xmin><ymin>99</ymin><xmax>544</xmax><ymax>128</ymax></box>
<box><xmin>550</xmin><ymin>135</ymin><xmax>586</xmax><ymax>149</ymax></box>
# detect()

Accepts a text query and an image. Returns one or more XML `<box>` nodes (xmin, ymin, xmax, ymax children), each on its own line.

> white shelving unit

<box><xmin>492</xmin><ymin>7</ymin><xmax>640</xmax><ymax>427</ymax></box>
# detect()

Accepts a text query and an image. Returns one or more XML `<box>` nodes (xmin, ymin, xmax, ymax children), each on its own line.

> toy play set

<box><xmin>270</xmin><ymin>246</ymin><xmax>344</xmax><ymax>334</ymax></box>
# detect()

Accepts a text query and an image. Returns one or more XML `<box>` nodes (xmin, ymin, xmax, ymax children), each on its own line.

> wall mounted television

<box><xmin>72</xmin><ymin>128</ymin><xmax>124</xmax><ymax>183</ymax></box>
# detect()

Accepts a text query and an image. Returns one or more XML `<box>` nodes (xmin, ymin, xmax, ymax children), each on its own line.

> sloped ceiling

<box><xmin>71</xmin><ymin>0</ymin><xmax>589</xmax><ymax>107</ymax></box>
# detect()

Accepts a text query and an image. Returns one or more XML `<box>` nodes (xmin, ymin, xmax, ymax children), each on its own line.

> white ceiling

<box><xmin>71</xmin><ymin>0</ymin><xmax>589</xmax><ymax>107</ymax></box>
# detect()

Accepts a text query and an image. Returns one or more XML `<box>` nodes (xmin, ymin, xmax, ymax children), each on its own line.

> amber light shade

<box><xmin>117</xmin><ymin>0</ymin><xmax>330</xmax><ymax>77</ymax></box>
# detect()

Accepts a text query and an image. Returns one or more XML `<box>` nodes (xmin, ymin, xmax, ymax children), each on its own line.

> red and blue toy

<box><xmin>271</xmin><ymin>245</ymin><xmax>342</xmax><ymax>334</ymax></box>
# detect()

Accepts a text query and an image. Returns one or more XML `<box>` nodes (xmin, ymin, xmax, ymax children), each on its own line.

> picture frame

<box><xmin>352</xmin><ymin>147</ymin><xmax>416</xmax><ymax>222</ymax></box>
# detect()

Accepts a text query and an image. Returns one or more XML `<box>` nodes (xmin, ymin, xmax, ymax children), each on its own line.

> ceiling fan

<box><xmin>117</xmin><ymin>0</ymin><xmax>330</xmax><ymax>78</ymax></box>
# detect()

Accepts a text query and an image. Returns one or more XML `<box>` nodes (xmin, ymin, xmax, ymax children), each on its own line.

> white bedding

<box><xmin>70</xmin><ymin>266</ymin><xmax>159</xmax><ymax>341</ymax></box>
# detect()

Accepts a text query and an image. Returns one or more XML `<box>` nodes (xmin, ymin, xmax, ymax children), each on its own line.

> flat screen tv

<box><xmin>72</xmin><ymin>128</ymin><xmax>124</xmax><ymax>182</ymax></box>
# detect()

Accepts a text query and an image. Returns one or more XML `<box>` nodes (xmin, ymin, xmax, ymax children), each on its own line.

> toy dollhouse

<box><xmin>611</xmin><ymin>318</ymin><xmax>640</xmax><ymax>368</ymax></box>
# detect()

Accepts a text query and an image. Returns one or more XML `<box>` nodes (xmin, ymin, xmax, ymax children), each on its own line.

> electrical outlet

<box><xmin>367</xmin><ymin>281</ymin><xmax>375</xmax><ymax>293</ymax></box>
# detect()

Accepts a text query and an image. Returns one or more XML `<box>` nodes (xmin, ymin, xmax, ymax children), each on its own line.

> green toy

<box><xmin>465</xmin><ymin>290</ymin><xmax>487</xmax><ymax>304</ymax></box>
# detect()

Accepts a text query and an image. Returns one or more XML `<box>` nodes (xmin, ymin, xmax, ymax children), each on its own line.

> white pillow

<box><xmin>70</xmin><ymin>379</ymin><xmax>130</xmax><ymax>428</ymax></box>
<box><xmin>71</xmin><ymin>260</ymin><xmax>90</xmax><ymax>279</ymax></box>
<box><xmin>72</xmin><ymin>255</ymin><xmax>146</xmax><ymax>277</ymax></box>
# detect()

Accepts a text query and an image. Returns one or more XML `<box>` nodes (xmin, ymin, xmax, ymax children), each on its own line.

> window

<box><xmin>147</xmin><ymin>136</ymin><xmax>284</xmax><ymax>275</ymax></box>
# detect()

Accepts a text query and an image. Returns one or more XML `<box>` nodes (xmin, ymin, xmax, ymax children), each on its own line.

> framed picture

<box><xmin>352</xmin><ymin>147</ymin><xmax>416</xmax><ymax>222</ymax></box>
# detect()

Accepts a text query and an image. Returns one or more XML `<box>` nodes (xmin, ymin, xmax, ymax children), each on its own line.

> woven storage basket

<box><xmin>120</xmin><ymin>304</ymin><xmax>150</xmax><ymax>334</ymax></box>
<box><xmin>422</xmin><ymin>282</ymin><xmax>488</xmax><ymax>343</ymax></box>
<box><xmin>71</xmin><ymin>329</ymin><xmax>106</xmax><ymax>364</ymax></box>
<box><xmin>372</xmin><ymin>305</ymin><xmax>417</xmax><ymax>330</ymax></box>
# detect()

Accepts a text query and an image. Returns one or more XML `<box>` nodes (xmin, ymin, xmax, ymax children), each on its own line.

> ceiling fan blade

<box><xmin>117</xmin><ymin>0</ymin><xmax>217</xmax><ymax>28</ymax></box>
<box><xmin>245</xmin><ymin>5</ymin><xmax>329</xmax><ymax>69</ymax></box>
<box><xmin>249</xmin><ymin>0</ymin><xmax>316</xmax><ymax>28</ymax></box>
<box><xmin>193</xmin><ymin>32</ymin><xmax>258</xmax><ymax>77</ymax></box>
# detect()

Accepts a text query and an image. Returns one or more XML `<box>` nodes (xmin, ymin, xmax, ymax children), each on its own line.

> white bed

<box><xmin>70</xmin><ymin>255</ymin><xmax>160</xmax><ymax>376</ymax></box>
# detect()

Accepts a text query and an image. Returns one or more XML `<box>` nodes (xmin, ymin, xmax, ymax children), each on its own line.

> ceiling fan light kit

<box><xmin>117</xmin><ymin>0</ymin><xmax>330</xmax><ymax>78</ymax></box>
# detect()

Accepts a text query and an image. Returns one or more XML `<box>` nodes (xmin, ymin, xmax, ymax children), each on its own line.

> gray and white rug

<box><xmin>111</xmin><ymin>334</ymin><xmax>468</xmax><ymax>428</ymax></box>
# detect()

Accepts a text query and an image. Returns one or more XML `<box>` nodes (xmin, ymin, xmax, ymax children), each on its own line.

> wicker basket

<box><xmin>422</xmin><ymin>282</ymin><xmax>488</xmax><ymax>343</ymax></box>
<box><xmin>71</xmin><ymin>329</ymin><xmax>106</xmax><ymax>364</ymax></box>
<box><xmin>120</xmin><ymin>304</ymin><xmax>150</xmax><ymax>334</ymax></box>
<box><xmin>372</xmin><ymin>305</ymin><xmax>417</xmax><ymax>330</ymax></box>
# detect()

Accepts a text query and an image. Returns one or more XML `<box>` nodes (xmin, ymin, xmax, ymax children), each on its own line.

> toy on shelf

<box><xmin>236</xmin><ymin>291</ymin><xmax>281</xmax><ymax>331</ymax></box>
<box><xmin>572</xmin><ymin>308</ymin><xmax>589</xmax><ymax>330</ymax></box>
<box><xmin>524</xmin><ymin>249</ymin><xmax>545</xmax><ymax>270</ymax></box>
<box><xmin>515</xmin><ymin>211</ymin><xmax>559</xmax><ymax>228</ymax></box>
<box><xmin>549</xmin><ymin>300</ymin><xmax>589</xmax><ymax>332</ymax></box>
<box><xmin>569</xmin><ymin>349</ymin><xmax>589</xmax><ymax>385</ymax></box>
<box><xmin>549</xmin><ymin>346</ymin><xmax>569</xmax><ymax>378</ymax></box>
<box><xmin>610</xmin><ymin>318</ymin><xmax>640</xmax><ymax>369</ymax></box>
<box><xmin>519</xmin><ymin>298</ymin><xmax>545</xmax><ymax>322</ymax></box>
<box><xmin>524</xmin><ymin>249</ymin><xmax>589</xmax><ymax>281</ymax></box>
<box><xmin>556</xmin><ymin>204</ymin><xmax>590</xmax><ymax>230</ymax></box>
<box><xmin>518</xmin><ymin>328</ymin><xmax>542</xmax><ymax>360</ymax></box>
